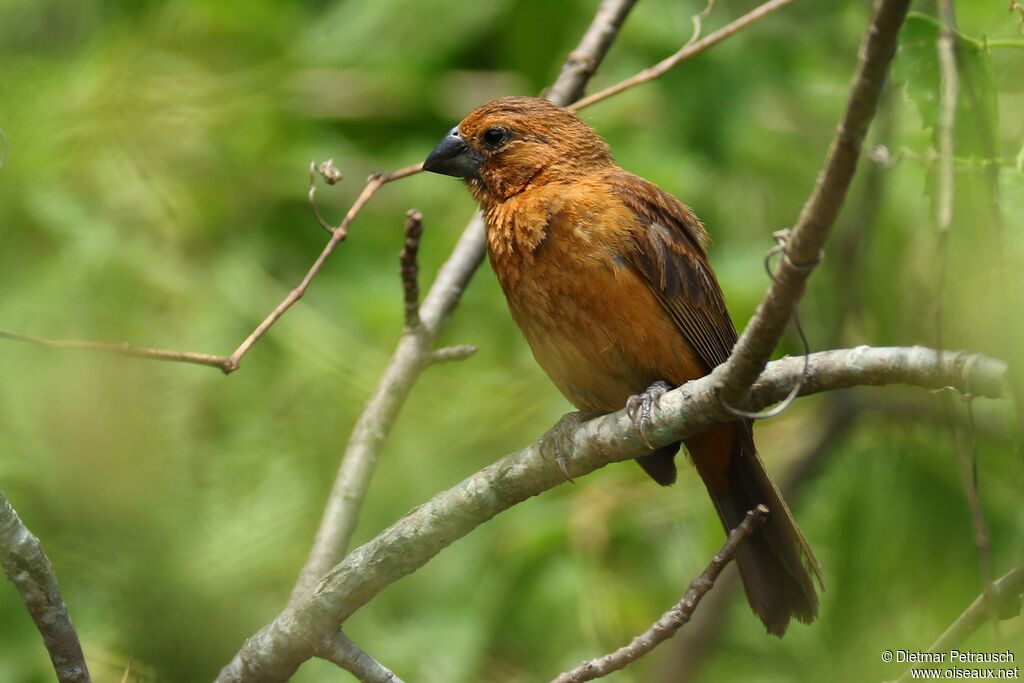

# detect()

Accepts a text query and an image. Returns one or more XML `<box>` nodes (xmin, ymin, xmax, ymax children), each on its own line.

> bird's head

<box><xmin>423</xmin><ymin>96</ymin><xmax>611</xmax><ymax>202</ymax></box>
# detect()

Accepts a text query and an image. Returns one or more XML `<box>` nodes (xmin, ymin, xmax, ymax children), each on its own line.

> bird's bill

<box><xmin>423</xmin><ymin>127</ymin><xmax>482</xmax><ymax>179</ymax></box>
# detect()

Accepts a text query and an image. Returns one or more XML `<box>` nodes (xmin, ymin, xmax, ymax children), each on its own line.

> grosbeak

<box><xmin>423</xmin><ymin>96</ymin><xmax>820</xmax><ymax>635</ymax></box>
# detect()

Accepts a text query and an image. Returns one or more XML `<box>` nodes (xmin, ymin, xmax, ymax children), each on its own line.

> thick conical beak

<box><xmin>423</xmin><ymin>127</ymin><xmax>482</xmax><ymax>179</ymax></box>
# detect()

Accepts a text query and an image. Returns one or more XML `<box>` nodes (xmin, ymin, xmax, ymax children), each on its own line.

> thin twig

<box><xmin>428</xmin><ymin>344</ymin><xmax>477</xmax><ymax>365</ymax></box>
<box><xmin>712</xmin><ymin>0</ymin><xmax>911</xmax><ymax>408</ymax></box>
<box><xmin>1011</xmin><ymin>1</ymin><xmax>1024</xmax><ymax>34</ymax></box>
<box><xmin>660</xmin><ymin>396</ymin><xmax>863</xmax><ymax>683</ymax></box>
<box><xmin>894</xmin><ymin>564</ymin><xmax>1024</xmax><ymax>683</ymax></box>
<box><xmin>309</xmin><ymin>160</ymin><xmax>343</xmax><ymax>235</ymax></box>
<box><xmin>570</xmin><ymin>0</ymin><xmax>797</xmax><ymax>111</ymax></box>
<box><xmin>0</xmin><ymin>330</ymin><xmax>235</xmax><ymax>372</ymax></box>
<box><xmin>217</xmin><ymin>346</ymin><xmax>1007</xmax><ymax>683</ymax></box>
<box><xmin>550</xmin><ymin>506</ymin><xmax>768</xmax><ymax>683</ymax></box>
<box><xmin>720</xmin><ymin>230</ymin><xmax>813</xmax><ymax>420</ymax></box>
<box><xmin>0</xmin><ymin>490</ymin><xmax>92</xmax><ymax>683</ymax></box>
<box><xmin>400</xmin><ymin>209</ymin><xmax>424</xmax><ymax>331</ymax></box>
<box><xmin>224</xmin><ymin>164</ymin><xmax>422</xmax><ymax>372</ymax></box>
<box><xmin>0</xmin><ymin>163</ymin><xmax>422</xmax><ymax>375</ymax></box>
<box><xmin>314</xmin><ymin>632</ymin><xmax>404</xmax><ymax>683</ymax></box>
<box><xmin>686</xmin><ymin>0</ymin><xmax>718</xmax><ymax>48</ymax></box>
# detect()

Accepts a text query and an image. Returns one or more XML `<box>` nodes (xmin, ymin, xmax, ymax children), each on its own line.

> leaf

<box><xmin>892</xmin><ymin>12</ymin><xmax>999</xmax><ymax>159</ymax></box>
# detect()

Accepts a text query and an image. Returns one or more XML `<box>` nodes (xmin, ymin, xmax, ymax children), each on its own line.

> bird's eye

<box><xmin>481</xmin><ymin>127</ymin><xmax>508</xmax><ymax>149</ymax></box>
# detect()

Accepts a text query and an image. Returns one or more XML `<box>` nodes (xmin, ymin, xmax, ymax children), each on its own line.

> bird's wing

<box><xmin>606</xmin><ymin>170</ymin><xmax>738</xmax><ymax>372</ymax></box>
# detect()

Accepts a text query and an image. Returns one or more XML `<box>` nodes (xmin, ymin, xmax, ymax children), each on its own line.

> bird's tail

<box><xmin>684</xmin><ymin>423</ymin><xmax>822</xmax><ymax>636</ymax></box>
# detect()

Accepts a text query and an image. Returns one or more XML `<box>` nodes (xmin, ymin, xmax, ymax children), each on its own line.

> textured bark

<box><xmin>0</xmin><ymin>491</ymin><xmax>91</xmax><ymax>683</ymax></box>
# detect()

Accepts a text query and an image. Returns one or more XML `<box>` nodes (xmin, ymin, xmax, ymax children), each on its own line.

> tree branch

<box><xmin>550</xmin><ymin>506</ymin><xmax>768</xmax><ymax>683</ymax></box>
<box><xmin>0</xmin><ymin>163</ymin><xmax>422</xmax><ymax>374</ymax></box>
<box><xmin>894</xmin><ymin>563</ymin><xmax>1024</xmax><ymax>683</ymax></box>
<box><xmin>546</xmin><ymin>0</ymin><xmax>639</xmax><ymax>106</ymax></box>
<box><xmin>216</xmin><ymin>346</ymin><xmax>1006</xmax><ymax>682</ymax></box>
<box><xmin>660</xmin><ymin>396</ymin><xmax>864</xmax><ymax>683</ymax></box>
<box><xmin>0</xmin><ymin>490</ymin><xmax>91</xmax><ymax>683</ymax></box>
<box><xmin>286</xmin><ymin>0</ymin><xmax>642</xmax><ymax>606</ymax></box>
<box><xmin>314</xmin><ymin>632</ymin><xmax>404</xmax><ymax>683</ymax></box>
<box><xmin>399</xmin><ymin>209</ymin><xmax>424</xmax><ymax>331</ymax></box>
<box><xmin>0</xmin><ymin>330</ymin><xmax>236</xmax><ymax>372</ymax></box>
<box><xmin>712</xmin><ymin>0</ymin><xmax>912</xmax><ymax>407</ymax></box>
<box><xmin>569</xmin><ymin>0</ymin><xmax>796</xmax><ymax>112</ymax></box>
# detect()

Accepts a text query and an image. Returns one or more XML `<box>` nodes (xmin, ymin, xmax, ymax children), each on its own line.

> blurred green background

<box><xmin>1</xmin><ymin>1</ymin><xmax>1023</xmax><ymax>681</ymax></box>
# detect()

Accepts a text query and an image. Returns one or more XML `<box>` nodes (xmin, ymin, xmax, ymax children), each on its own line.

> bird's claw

<box><xmin>538</xmin><ymin>412</ymin><xmax>586</xmax><ymax>483</ymax></box>
<box><xmin>626</xmin><ymin>381</ymin><xmax>672</xmax><ymax>450</ymax></box>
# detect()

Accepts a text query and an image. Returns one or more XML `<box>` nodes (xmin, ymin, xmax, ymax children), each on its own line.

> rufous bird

<box><xmin>423</xmin><ymin>96</ymin><xmax>821</xmax><ymax>635</ymax></box>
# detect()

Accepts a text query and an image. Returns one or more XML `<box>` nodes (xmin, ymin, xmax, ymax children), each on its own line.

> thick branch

<box><xmin>217</xmin><ymin>346</ymin><xmax>1006</xmax><ymax>682</ymax></box>
<box><xmin>713</xmin><ymin>0</ymin><xmax>912</xmax><ymax>406</ymax></box>
<box><xmin>0</xmin><ymin>491</ymin><xmax>91</xmax><ymax>683</ymax></box>
<box><xmin>550</xmin><ymin>506</ymin><xmax>768</xmax><ymax>683</ymax></box>
<box><xmin>547</xmin><ymin>0</ymin><xmax>638</xmax><ymax>105</ymax></box>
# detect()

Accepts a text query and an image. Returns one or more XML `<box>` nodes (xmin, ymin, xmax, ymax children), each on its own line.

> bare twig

<box><xmin>225</xmin><ymin>164</ymin><xmax>422</xmax><ymax>372</ymax></box>
<box><xmin>570</xmin><ymin>0</ymin><xmax>797</xmax><ymax>111</ymax></box>
<box><xmin>309</xmin><ymin>160</ymin><xmax>344</xmax><ymax>235</ymax></box>
<box><xmin>0</xmin><ymin>491</ymin><xmax>91</xmax><ymax>683</ymax></box>
<box><xmin>894</xmin><ymin>564</ymin><xmax>1024</xmax><ymax>683</ymax></box>
<box><xmin>550</xmin><ymin>506</ymin><xmax>768</xmax><ymax>683</ymax></box>
<box><xmin>712</xmin><ymin>0</ymin><xmax>911</xmax><ymax>408</ymax></box>
<box><xmin>1011</xmin><ymin>2</ymin><xmax>1024</xmax><ymax>34</ymax></box>
<box><xmin>660</xmin><ymin>396</ymin><xmax>863</xmax><ymax>683</ymax></box>
<box><xmin>0</xmin><ymin>330</ymin><xmax>235</xmax><ymax>372</ymax></box>
<box><xmin>428</xmin><ymin>344</ymin><xmax>477</xmax><ymax>365</ymax></box>
<box><xmin>314</xmin><ymin>632</ymin><xmax>404</xmax><ymax>683</ymax></box>
<box><xmin>216</xmin><ymin>346</ymin><xmax>1006</xmax><ymax>683</ymax></box>
<box><xmin>686</xmin><ymin>0</ymin><xmax>718</xmax><ymax>48</ymax></box>
<box><xmin>286</xmin><ymin>0</ymin><xmax>642</xmax><ymax>606</ymax></box>
<box><xmin>0</xmin><ymin>163</ymin><xmax>422</xmax><ymax>374</ymax></box>
<box><xmin>400</xmin><ymin>209</ymin><xmax>424</xmax><ymax>331</ymax></box>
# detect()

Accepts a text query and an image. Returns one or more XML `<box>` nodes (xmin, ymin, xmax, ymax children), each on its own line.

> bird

<box><xmin>422</xmin><ymin>96</ymin><xmax>821</xmax><ymax>636</ymax></box>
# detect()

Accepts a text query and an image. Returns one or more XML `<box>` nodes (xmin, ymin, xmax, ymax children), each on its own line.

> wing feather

<box><xmin>608</xmin><ymin>170</ymin><xmax>738</xmax><ymax>372</ymax></box>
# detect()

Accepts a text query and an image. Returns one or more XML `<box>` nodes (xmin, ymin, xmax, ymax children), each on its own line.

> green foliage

<box><xmin>0</xmin><ymin>2</ymin><xmax>1022</xmax><ymax>683</ymax></box>
<box><xmin>893</xmin><ymin>12</ymin><xmax>998</xmax><ymax>158</ymax></box>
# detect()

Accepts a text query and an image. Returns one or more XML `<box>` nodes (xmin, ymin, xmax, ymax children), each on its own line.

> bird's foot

<box><xmin>538</xmin><ymin>411</ymin><xmax>586</xmax><ymax>483</ymax></box>
<box><xmin>626</xmin><ymin>380</ymin><xmax>673</xmax><ymax>449</ymax></box>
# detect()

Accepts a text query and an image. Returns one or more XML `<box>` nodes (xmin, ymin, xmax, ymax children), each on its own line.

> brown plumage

<box><xmin>423</xmin><ymin>96</ymin><xmax>822</xmax><ymax>636</ymax></box>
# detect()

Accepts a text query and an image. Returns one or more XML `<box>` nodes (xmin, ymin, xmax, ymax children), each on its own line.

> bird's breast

<box><xmin>485</xmin><ymin>194</ymin><xmax>702</xmax><ymax>413</ymax></box>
